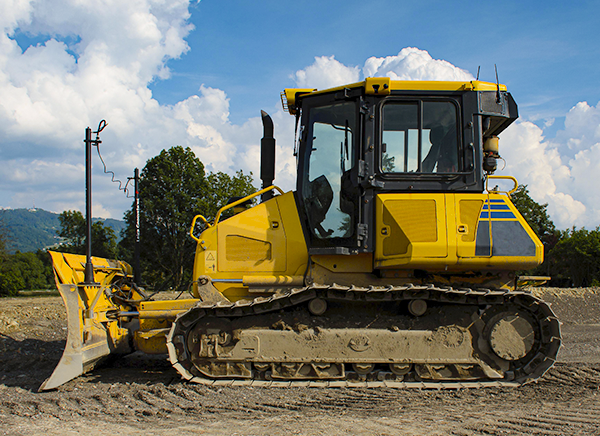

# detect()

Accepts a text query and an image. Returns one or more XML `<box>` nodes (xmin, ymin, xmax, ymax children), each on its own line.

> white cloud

<box><xmin>497</xmin><ymin>121</ymin><xmax>587</xmax><ymax>228</ymax></box>
<box><xmin>292</xmin><ymin>55</ymin><xmax>360</xmax><ymax>90</ymax></box>
<box><xmin>553</xmin><ymin>101</ymin><xmax>600</xmax><ymax>157</ymax></box>
<box><xmin>497</xmin><ymin>99</ymin><xmax>600</xmax><ymax>229</ymax></box>
<box><xmin>0</xmin><ymin>0</ymin><xmax>264</xmax><ymax>218</ymax></box>
<box><xmin>292</xmin><ymin>48</ymin><xmax>599</xmax><ymax>229</ymax></box>
<box><xmin>363</xmin><ymin>47</ymin><xmax>474</xmax><ymax>81</ymax></box>
<box><xmin>546</xmin><ymin>101</ymin><xmax>600</xmax><ymax>227</ymax></box>
<box><xmin>0</xmin><ymin>3</ymin><xmax>597</xmax><ymax>233</ymax></box>
<box><xmin>291</xmin><ymin>49</ymin><xmax>473</xmax><ymax>91</ymax></box>
<box><xmin>0</xmin><ymin>0</ymin><xmax>32</xmax><ymax>32</ymax></box>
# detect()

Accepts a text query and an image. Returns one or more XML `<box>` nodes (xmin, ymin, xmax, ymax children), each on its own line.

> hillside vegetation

<box><xmin>0</xmin><ymin>208</ymin><xmax>125</xmax><ymax>254</ymax></box>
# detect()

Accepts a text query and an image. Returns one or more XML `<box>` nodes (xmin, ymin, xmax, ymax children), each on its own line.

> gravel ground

<box><xmin>1</xmin><ymin>288</ymin><xmax>600</xmax><ymax>435</ymax></box>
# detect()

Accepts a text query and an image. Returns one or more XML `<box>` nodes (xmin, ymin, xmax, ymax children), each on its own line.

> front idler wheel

<box><xmin>487</xmin><ymin>313</ymin><xmax>535</xmax><ymax>361</ymax></box>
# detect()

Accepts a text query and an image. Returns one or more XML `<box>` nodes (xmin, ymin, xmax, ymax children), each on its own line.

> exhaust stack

<box><xmin>260</xmin><ymin>110</ymin><xmax>276</xmax><ymax>202</ymax></box>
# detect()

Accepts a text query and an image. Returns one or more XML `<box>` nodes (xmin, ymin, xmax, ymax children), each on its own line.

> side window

<box><xmin>381</xmin><ymin>103</ymin><xmax>418</xmax><ymax>172</ymax></box>
<box><xmin>382</xmin><ymin>101</ymin><xmax>459</xmax><ymax>173</ymax></box>
<box><xmin>302</xmin><ymin>102</ymin><xmax>356</xmax><ymax>239</ymax></box>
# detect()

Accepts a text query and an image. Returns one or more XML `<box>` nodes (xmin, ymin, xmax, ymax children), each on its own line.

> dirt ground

<box><xmin>1</xmin><ymin>288</ymin><xmax>600</xmax><ymax>436</ymax></box>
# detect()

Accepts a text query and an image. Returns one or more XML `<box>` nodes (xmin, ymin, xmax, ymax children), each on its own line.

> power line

<box><xmin>91</xmin><ymin>120</ymin><xmax>135</xmax><ymax>198</ymax></box>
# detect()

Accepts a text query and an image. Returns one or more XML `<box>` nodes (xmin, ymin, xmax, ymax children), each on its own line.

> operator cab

<box><xmin>282</xmin><ymin>78</ymin><xmax>518</xmax><ymax>255</ymax></box>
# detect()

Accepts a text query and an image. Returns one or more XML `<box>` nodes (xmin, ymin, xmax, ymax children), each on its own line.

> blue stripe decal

<box><xmin>484</xmin><ymin>199</ymin><xmax>506</xmax><ymax>203</ymax></box>
<box><xmin>480</xmin><ymin>211</ymin><xmax>516</xmax><ymax>219</ymax></box>
<box><xmin>482</xmin><ymin>204</ymin><xmax>510</xmax><ymax>210</ymax></box>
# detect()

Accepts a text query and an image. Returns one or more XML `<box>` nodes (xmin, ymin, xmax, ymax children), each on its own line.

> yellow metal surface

<box><xmin>134</xmin><ymin>328</ymin><xmax>171</xmax><ymax>354</ymax></box>
<box><xmin>226</xmin><ymin>235</ymin><xmax>271</xmax><ymax>262</ymax></box>
<box><xmin>217</xmin><ymin>197</ymin><xmax>286</xmax><ymax>273</ymax></box>
<box><xmin>309</xmin><ymin>262</ymin><xmax>516</xmax><ymax>290</ymax></box>
<box><xmin>455</xmin><ymin>192</ymin><xmax>543</xmax><ymax>269</ymax></box>
<box><xmin>138</xmin><ymin>299</ymin><xmax>198</xmax><ymax>319</ymax></box>
<box><xmin>311</xmin><ymin>253</ymin><xmax>373</xmax><ymax>273</ymax></box>
<box><xmin>43</xmin><ymin>251</ymin><xmax>202</xmax><ymax>390</ymax></box>
<box><xmin>281</xmin><ymin>88</ymin><xmax>317</xmax><ymax>114</ymax></box>
<box><xmin>48</xmin><ymin>252</ymin><xmax>138</xmax><ymax>325</ymax></box>
<box><xmin>375</xmin><ymin>193</ymin><xmax>448</xmax><ymax>267</ymax></box>
<box><xmin>457</xmin><ymin>199</ymin><xmax>483</xmax><ymax>244</ymax></box>
<box><xmin>365</xmin><ymin>77</ymin><xmax>391</xmax><ymax>95</ymax></box>
<box><xmin>486</xmin><ymin>175</ymin><xmax>518</xmax><ymax>194</ymax></box>
<box><xmin>41</xmin><ymin>253</ymin><xmax>136</xmax><ymax>391</ymax></box>
<box><xmin>283</xmin><ymin>80</ymin><xmax>508</xmax><ymax>111</ymax></box>
<box><xmin>455</xmin><ymin>193</ymin><xmax>484</xmax><ymax>259</ymax></box>
<box><xmin>516</xmin><ymin>276</ymin><xmax>551</xmax><ymax>287</ymax></box>
<box><xmin>242</xmin><ymin>275</ymin><xmax>304</xmax><ymax>286</ymax></box>
<box><xmin>374</xmin><ymin>193</ymin><xmax>543</xmax><ymax>272</ymax></box>
<box><xmin>190</xmin><ymin>214</ymin><xmax>210</xmax><ymax>242</ymax></box>
<box><xmin>50</xmin><ymin>251</ymin><xmax>133</xmax><ymax>288</ymax></box>
<box><xmin>455</xmin><ymin>192</ymin><xmax>543</xmax><ymax>268</ymax></box>
<box><xmin>213</xmin><ymin>185</ymin><xmax>284</xmax><ymax>226</ymax></box>
<box><xmin>136</xmin><ymin>316</ymin><xmax>172</xmax><ymax>354</ymax></box>
<box><xmin>193</xmin><ymin>191</ymin><xmax>308</xmax><ymax>301</ymax></box>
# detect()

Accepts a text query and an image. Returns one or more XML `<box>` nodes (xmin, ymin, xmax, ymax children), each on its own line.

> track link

<box><xmin>166</xmin><ymin>284</ymin><xmax>561</xmax><ymax>388</ymax></box>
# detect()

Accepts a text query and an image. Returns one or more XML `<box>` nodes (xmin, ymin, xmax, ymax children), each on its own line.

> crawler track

<box><xmin>166</xmin><ymin>284</ymin><xmax>561</xmax><ymax>388</ymax></box>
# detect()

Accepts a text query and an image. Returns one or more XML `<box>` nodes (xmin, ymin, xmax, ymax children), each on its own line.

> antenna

<box><xmin>476</xmin><ymin>66</ymin><xmax>480</xmax><ymax>81</ymax></box>
<box><xmin>494</xmin><ymin>64</ymin><xmax>501</xmax><ymax>103</ymax></box>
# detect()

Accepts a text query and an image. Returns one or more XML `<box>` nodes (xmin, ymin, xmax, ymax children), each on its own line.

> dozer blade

<box><xmin>40</xmin><ymin>252</ymin><xmax>135</xmax><ymax>391</ymax></box>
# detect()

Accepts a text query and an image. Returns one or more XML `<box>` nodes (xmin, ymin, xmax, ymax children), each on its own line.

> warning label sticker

<box><xmin>205</xmin><ymin>251</ymin><xmax>217</xmax><ymax>273</ymax></box>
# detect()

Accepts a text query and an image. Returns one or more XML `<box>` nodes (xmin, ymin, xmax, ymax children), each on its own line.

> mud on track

<box><xmin>1</xmin><ymin>288</ymin><xmax>600</xmax><ymax>435</ymax></box>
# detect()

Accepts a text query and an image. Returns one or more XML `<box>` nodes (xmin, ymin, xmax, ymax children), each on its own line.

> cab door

<box><xmin>298</xmin><ymin>96</ymin><xmax>361</xmax><ymax>254</ymax></box>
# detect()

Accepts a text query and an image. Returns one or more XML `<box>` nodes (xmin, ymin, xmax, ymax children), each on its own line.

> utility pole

<box><xmin>134</xmin><ymin>167</ymin><xmax>141</xmax><ymax>284</ymax></box>
<box><xmin>82</xmin><ymin>121</ymin><xmax>106</xmax><ymax>285</ymax></box>
<box><xmin>83</xmin><ymin>126</ymin><xmax>97</xmax><ymax>285</ymax></box>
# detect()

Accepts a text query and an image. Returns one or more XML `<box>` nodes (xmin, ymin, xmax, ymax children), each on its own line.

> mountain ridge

<box><xmin>0</xmin><ymin>208</ymin><xmax>125</xmax><ymax>254</ymax></box>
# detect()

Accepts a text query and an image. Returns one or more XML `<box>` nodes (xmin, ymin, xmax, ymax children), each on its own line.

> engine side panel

<box><xmin>193</xmin><ymin>191</ymin><xmax>309</xmax><ymax>301</ymax></box>
<box><xmin>374</xmin><ymin>192</ymin><xmax>543</xmax><ymax>271</ymax></box>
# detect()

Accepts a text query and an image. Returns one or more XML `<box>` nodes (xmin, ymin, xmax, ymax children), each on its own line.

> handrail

<box><xmin>189</xmin><ymin>185</ymin><xmax>286</xmax><ymax>242</ymax></box>
<box><xmin>189</xmin><ymin>214</ymin><xmax>210</xmax><ymax>242</ymax></box>
<box><xmin>213</xmin><ymin>185</ymin><xmax>284</xmax><ymax>226</ymax></box>
<box><xmin>485</xmin><ymin>175</ymin><xmax>518</xmax><ymax>195</ymax></box>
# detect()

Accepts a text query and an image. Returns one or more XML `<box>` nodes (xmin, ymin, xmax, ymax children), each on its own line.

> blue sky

<box><xmin>150</xmin><ymin>0</ymin><xmax>600</xmax><ymax>128</ymax></box>
<box><xmin>1</xmin><ymin>0</ymin><xmax>599</xmax><ymax>228</ymax></box>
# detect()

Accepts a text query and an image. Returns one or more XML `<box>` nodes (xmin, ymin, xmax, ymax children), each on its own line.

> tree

<box><xmin>510</xmin><ymin>185</ymin><xmax>557</xmax><ymax>244</ymax></box>
<box><xmin>204</xmin><ymin>170</ymin><xmax>256</xmax><ymax>220</ymax></box>
<box><xmin>548</xmin><ymin>227</ymin><xmax>600</xmax><ymax>287</ymax></box>
<box><xmin>0</xmin><ymin>251</ymin><xmax>52</xmax><ymax>296</ymax></box>
<box><xmin>35</xmin><ymin>249</ymin><xmax>55</xmax><ymax>288</ymax></box>
<box><xmin>57</xmin><ymin>210</ymin><xmax>86</xmax><ymax>249</ymax></box>
<box><xmin>0</xmin><ymin>212</ymin><xmax>54</xmax><ymax>296</ymax></box>
<box><xmin>0</xmin><ymin>230</ymin><xmax>5</xmax><ymax>256</ymax></box>
<box><xmin>0</xmin><ymin>211</ymin><xmax>9</xmax><ymax>258</ymax></box>
<box><xmin>510</xmin><ymin>185</ymin><xmax>560</xmax><ymax>276</ymax></box>
<box><xmin>382</xmin><ymin>153</ymin><xmax>396</xmax><ymax>172</ymax></box>
<box><xmin>510</xmin><ymin>186</ymin><xmax>600</xmax><ymax>286</ymax></box>
<box><xmin>56</xmin><ymin>210</ymin><xmax>118</xmax><ymax>259</ymax></box>
<box><xmin>119</xmin><ymin>146</ymin><xmax>256</xmax><ymax>291</ymax></box>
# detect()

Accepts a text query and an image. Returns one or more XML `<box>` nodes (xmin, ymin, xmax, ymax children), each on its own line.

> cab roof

<box><xmin>281</xmin><ymin>77</ymin><xmax>508</xmax><ymax>114</ymax></box>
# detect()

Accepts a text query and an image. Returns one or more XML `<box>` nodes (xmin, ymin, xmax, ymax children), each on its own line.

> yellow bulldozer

<box><xmin>41</xmin><ymin>77</ymin><xmax>561</xmax><ymax>390</ymax></box>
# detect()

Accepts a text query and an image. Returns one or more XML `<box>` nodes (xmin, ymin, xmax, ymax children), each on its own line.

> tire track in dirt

<box><xmin>462</xmin><ymin>391</ymin><xmax>600</xmax><ymax>436</ymax></box>
<box><xmin>2</xmin><ymin>290</ymin><xmax>600</xmax><ymax>435</ymax></box>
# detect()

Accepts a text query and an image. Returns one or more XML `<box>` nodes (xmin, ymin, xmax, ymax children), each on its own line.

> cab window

<box><xmin>302</xmin><ymin>101</ymin><xmax>356</xmax><ymax>239</ymax></box>
<box><xmin>381</xmin><ymin>101</ymin><xmax>459</xmax><ymax>173</ymax></box>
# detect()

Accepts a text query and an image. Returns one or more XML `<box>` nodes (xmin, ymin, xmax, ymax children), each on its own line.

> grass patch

<box><xmin>17</xmin><ymin>289</ymin><xmax>60</xmax><ymax>297</ymax></box>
